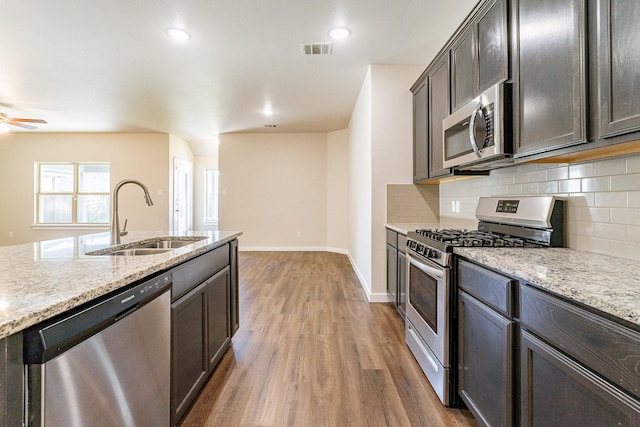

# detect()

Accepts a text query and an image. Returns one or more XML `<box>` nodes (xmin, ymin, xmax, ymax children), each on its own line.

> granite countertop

<box><xmin>0</xmin><ymin>230</ymin><xmax>242</xmax><ymax>340</ymax></box>
<box><xmin>455</xmin><ymin>247</ymin><xmax>640</xmax><ymax>328</ymax></box>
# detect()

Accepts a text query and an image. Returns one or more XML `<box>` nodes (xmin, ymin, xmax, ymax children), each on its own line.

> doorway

<box><xmin>173</xmin><ymin>158</ymin><xmax>193</xmax><ymax>233</ymax></box>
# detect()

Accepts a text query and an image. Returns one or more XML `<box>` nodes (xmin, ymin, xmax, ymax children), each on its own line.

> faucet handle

<box><xmin>120</xmin><ymin>219</ymin><xmax>128</xmax><ymax>237</ymax></box>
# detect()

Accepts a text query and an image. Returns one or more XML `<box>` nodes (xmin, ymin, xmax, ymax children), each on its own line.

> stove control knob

<box><xmin>429</xmin><ymin>250</ymin><xmax>439</xmax><ymax>260</ymax></box>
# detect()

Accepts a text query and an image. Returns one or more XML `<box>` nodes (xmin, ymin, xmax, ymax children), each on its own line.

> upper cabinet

<box><xmin>412</xmin><ymin>76</ymin><xmax>429</xmax><ymax>183</ymax></box>
<box><xmin>594</xmin><ymin>0</ymin><xmax>640</xmax><ymax>139</ymax></box>
<box><xmin>428</xmin><ymin>52</ymin><xmax>452</xmax><ymax>179</ymax></box>
<box><xmin>452</xmin><ymin>0</ymin><xmax>509</xmax><ymax>112</ymax></box>
<box><xmin>512</xmin><ymin>0</ymin><xmax>588</xmax><ymax>158</ymax></box>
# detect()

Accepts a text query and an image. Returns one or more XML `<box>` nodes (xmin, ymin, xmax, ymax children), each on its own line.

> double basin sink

<box><xmin>86</xmin><ymin>236</ymin><xmax>207</xmax><ymax>256</ymax></box>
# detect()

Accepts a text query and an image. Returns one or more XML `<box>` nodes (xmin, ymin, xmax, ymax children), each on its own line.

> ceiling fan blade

<box><xmin>9</xmin><ymin>118</ymin><xmax>47</xmax><ymax>124</ymax></box>
<box><xmin>8</xmin><ymin>121</ymin><xmax>38</xmax><ymax>130</ymax></box>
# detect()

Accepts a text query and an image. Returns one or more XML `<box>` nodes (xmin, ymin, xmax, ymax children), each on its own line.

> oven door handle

<box><xmin>407</xmin><ymin>252</ymin><xmax>444</xmax><ymax>279</ymax></box>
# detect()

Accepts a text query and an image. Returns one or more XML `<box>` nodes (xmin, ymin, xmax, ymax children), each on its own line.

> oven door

<box><xmin>406</xmin><ymin>250</ymin><xmax>450</xmax><ymax>367</ymax></box>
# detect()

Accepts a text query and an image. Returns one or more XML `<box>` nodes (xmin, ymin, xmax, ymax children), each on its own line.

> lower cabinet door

<box><xmin>171</xmin><ymin>282</ymin><xmax>207</xmax><ymax>426</ymax></box>
<box><xmin>521</xmin><ymin>330</ymin><xmax>640</xmax><ymax>427</ymax></box>
<box><xmin>206</xmin><ymin>266</ymin><xmax>231</xmax><ymax>371</ymax></box>
<box><xmin>458</xmin><ymin>291</ymin><xmax>514</xmax><ymax>427</ymax></box>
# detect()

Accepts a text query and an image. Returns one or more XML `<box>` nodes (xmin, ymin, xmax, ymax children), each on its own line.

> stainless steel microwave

<box><xmin>442</xmin><ymin>83</ymin><xmax>511</xmax><ymax>170</ymax></box>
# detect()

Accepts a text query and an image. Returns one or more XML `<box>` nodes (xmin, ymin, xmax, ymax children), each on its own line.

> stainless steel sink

<box><xmin>128</xmin><ymin>240</ymin><xmax>196</xmax><ymax>249</ymax></box>
<box><xmin>85</xmin><ymin>236</ymin><xmax>207</xmax><ymax>256</ymax></box>
<box><xmin>107</xmin><ymin>248</ymin><xmax>172</xmax><ymax>256</ymax></box>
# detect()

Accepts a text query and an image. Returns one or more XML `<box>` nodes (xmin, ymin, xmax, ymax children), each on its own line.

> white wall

<box><xmin>346</xmin><ymin>64</ymin><xmax>426</xmax><ymax>300</ymax></box>
<box><xmin>326</xmin><ymin>129</ymin><xmax>349</xmax><ymax>251</ymax></box>
<box><xmin>370</xmin><ymin>64</ymin><xmax>426</xmax><ymax>299</ymax></box>
<box><xmin>348</xmin><ymin>67</ymin><xmax>374</xmax><ymax>295</ymax></box>
<box><xmin>0</xmin><ymin>133</ymin><xmax>170</xmax><ymax>246</ymax></box>
<box><xmin>218</xmin><ymin>132</ymin><xmax>330</xmax><ymax>250</ymax></box>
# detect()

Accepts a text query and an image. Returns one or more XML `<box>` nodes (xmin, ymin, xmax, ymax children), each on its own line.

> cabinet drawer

<box><xmin>520</xmin><ymin>284</ymin><xmax>640</xmax><ymax>400</ymax></box>
<box><xmin>458</xmin><ymin>259</ymin><xmax>514</xmax><ymax>317</ymax></box>
<box><xmin>397</xmin><ymin>234</ymin><xmax>407</xmax><ymax>252</ymax></box>
<box><xmin>386</xmin><ymin>229</ymin><xmax>398</xmax><ymax>248</ymax></box>
<box><xmin>172</xmin><ymin>245</ymin><xmax>229</xmax><ymax>301</ymax></box>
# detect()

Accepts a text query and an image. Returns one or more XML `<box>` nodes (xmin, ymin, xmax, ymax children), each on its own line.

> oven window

<box><xmin>409</xmin><ymin>263</ymin><xmax>438</xmax><ymax>332</ymax></box>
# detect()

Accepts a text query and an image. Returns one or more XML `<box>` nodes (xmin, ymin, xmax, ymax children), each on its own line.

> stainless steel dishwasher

<box><xmin>24</xmin><ymin>272</ymin><xmax>172</xmax><ymax>427</ymax></box>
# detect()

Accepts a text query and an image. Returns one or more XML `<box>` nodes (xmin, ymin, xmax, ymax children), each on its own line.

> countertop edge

<box><xmin>0</xmin><ymin>231</ymin><xmax>243</xmax><ymax>340</ymax></box>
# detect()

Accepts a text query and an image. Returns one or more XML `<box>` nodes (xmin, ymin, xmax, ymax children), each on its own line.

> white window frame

<box><xmin>33</xmin><ymin>162</ymin><xmax>111</xmax><ymax>229</ymax></box>
<box><xmin>204</xmin><ymin>169</ymin><xmax>219</xmax><ymax>226</ymax></box>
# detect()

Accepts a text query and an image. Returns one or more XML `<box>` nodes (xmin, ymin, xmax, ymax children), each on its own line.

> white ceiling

<box><xmin>0</xmin><ymin>0</ymin><xmax>478</xmax><ymax>155</ymax></box>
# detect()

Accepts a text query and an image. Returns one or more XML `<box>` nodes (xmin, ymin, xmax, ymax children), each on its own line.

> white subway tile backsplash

<box><xmin>594</xmin><ymin>222</ymin><xmax>627</xmax><ymax>240</ymax></box>
<box><xmin>595</xmin><ymin>157</ymin><xmax>626</xmax><ymax>176</ymax></box>
<box><xmin>569</xmin><ymin>163</ymin><xmax>595</xmax><ymax>179</ymax></box>
<box><xmin>559</xmin><ymin>178</ymin><xmax>581</xmax><ymax>193</ymax></box>
<box><xmin>547</xmin><ymin>166</ymin><xmax>569</xmax><ymax>180</ymax></box>
<box><xmin>595</xmin><ymin>192</ymin><xmax>627</xmax><ymax>208</ymax></box>
<box><xmin>611</xmin><ymin>207</ymin><xmax>640</xmax><ymax>225</ymax></box>
<box><xmin>584</xmin><ymin>207</ymin><xmax>611</xmax><ymax>223</ymax></box>
<box><xmin>538</xmin><ymin>180</ymin><xmax>559</xmax><ymax>194</ymax></box>
<box><xmin>437</xmin><ymin>153</ymin><xmax>640</xmax><ymax>261</ymax></box>
<box><xmin>626</xmin><ymin>154</ymin><xmax>640</xmax><ymax>173</ymax></box>
<box><xmin>628</xmin><ymin>191</ymin><xmax>640</xmax><ymax>207</ymax></box>
<box><xmin>610</xmin><ymin>173</ymin><xmax>640</xmax><ymax>191</ymax></box>
<box><xmin>581</xmin><ymin>176</ymin><xmax>610</xmax><ymax>192</ymax></box>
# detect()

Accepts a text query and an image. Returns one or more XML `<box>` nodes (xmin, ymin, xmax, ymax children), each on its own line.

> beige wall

<box><xmin>218</xmin><ymin>132</ymin><xmax>329</xmax><ymax>249</ymax></box>
<box><xmin>0</xmin><ymin>133</ymin><xmax>170</xmax><ymax>246</ymax></box>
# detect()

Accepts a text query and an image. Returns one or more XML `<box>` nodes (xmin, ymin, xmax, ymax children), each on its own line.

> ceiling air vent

<box><xmin>264</xmin><ymin>124</ymin><xmax>277</xmax><ymax>128</ymax></box>
<box><xmin>301</xmin><ymin>42</ymin><xmax>332</xmax><ymax>55</ymax></box>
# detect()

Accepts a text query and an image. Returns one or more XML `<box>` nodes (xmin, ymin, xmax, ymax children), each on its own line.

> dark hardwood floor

<box><xmin>180</xmin><ymin>251</ymin><xmax>477</xmax><ymax>427</ymax></box>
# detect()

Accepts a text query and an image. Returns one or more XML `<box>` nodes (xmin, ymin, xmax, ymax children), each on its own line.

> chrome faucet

<box><xmin>111</xmin><ymin>179</ymin><xmax>154</xmax><ymax>245</ymax></box>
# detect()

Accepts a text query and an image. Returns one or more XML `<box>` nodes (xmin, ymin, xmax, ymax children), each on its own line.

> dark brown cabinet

<box><xmin>457</xmin><ymin>260</ymin><xmax>515</xmax><ymax>427</ymax></box>
<box><xmin>521</xmin><ymin>330</ymin><xmax>640</xmax><ymax>427</ymax></box>
<box><xmin>594</xmin><ymin>0</ymin><xmax>640</xmax><ymax>139</ymax></box>
<box><xmin>170</xmin><ymin>245</ymin><xmax>233</xmax><ymax>426</ymax></box>
<box><xmin>512</xmin><ymin>0</ymin><xmax>588</xmax><ymax>157</ymax></box>
<box><xmin>412</xmin><ymin>76</ymin><xmax>429</xmax><ymax>183</ymax></box>
<box><xmin>229</xmin><ymin>238</ymin><xmax>240</xmax><ymax>336</ymax></box>
<box><xmin>520</xmin><ymin>283</ymin><xmax>640</xmax><ymax>426</ymax></box>
<box><xmin>0</xmin><ymin>334</ymin><xmax>23</xmax><ymax>427</ymax></box>
<box><xmin>386</xmin><ymin>228</ymin><xmax>406</xmax><ymax>318</ymax></box>
<box><xmin>451</xmin><ymin>0</ymin><xmax>508</xmax><ymax>111</ymax></box>
<box><xmin>428</xmin><ymin>52</ymin><xmax>452</xmax><ymax>178</ymax></box>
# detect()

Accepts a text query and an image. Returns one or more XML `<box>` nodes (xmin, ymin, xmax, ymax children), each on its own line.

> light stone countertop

<box><xmin>0</xmin><ymin>230</ymin><xmax>242</xmax><ymax>340</ymax></box>
<box><xmin>385</xmin><ymin>223</ymin><xmax>440</xmax><ymax>235</ymax></box>
<box><xmin>455</xmin><ymin>247</ymin><xmax>640</xmax><ymax>329</ymax></box>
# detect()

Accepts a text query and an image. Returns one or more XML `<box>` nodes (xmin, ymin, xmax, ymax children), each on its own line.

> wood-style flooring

<box><xmin>180</xmin><ymin>251</ymin><xmax>477</xmax><ymax>427</ymax></box>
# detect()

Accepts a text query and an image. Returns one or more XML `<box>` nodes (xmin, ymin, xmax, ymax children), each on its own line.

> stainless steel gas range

<box><xmin>404</xmin><ymin>196</ymin><xmax>565</xmax><ymax>406</ymax></box>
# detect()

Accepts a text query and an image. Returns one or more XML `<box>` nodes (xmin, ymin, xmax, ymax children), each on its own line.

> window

<box><xmin>36</xmin><ymin>163</ymin><xmax>110</xmax><ymax>225</ymax></box>
<box><xmin>204</xmin><ymin>169</ymin><xmax>219</xmax><ymax>223</ymax></box>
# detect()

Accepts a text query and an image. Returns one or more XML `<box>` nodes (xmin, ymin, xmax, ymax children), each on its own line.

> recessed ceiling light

<box><xmin>329</xmin><ymin>26</ymin><xmax>351</xmax><ymax>40</ymax></box>
<box><xmin>262</xmin><ymin>108</ymin><xmax>274</xmax><ymax>116</ymax></box>
<box><xmin>166</xmin><ymin>27</ymin><xmax>190</xmax><ymax>41</ymax></box>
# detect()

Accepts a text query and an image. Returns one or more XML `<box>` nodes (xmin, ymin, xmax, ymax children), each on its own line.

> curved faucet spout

<box><xmin>111</xmin><ymin>179</ymin><xmax>154</xmax><ymax>245</ymax></box>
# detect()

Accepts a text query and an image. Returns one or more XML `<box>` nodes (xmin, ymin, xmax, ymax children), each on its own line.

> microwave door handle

<box><xmin>468</xmin><ymin>102</ymin><xmax>483</xmax><ymax>158</ymax></box>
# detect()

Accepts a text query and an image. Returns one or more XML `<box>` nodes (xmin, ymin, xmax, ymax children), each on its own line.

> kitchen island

<box><xmin>0</xmin><ymin>229</ymin><xmax>241</xmax><ymax>426</ymax></box>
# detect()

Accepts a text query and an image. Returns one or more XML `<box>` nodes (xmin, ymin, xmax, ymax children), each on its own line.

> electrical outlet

<box><xmin>8</xmin><ymin>231</ymin><xmax>14</xmax><ymax>238</ymax></box>
<box><xmin>455</xmin><ymin>200</ymin><xmax>461</xmax><ymax>213</ymax></box>
<box><xmin>451</xmin><ymin>201</ymin><xmax>456</xmax><ymax>213</ymax></box>
<box><xmin>296</xmin><ymin>231</ymin><xmax>301</xmax><ymax>238</ymax></box>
